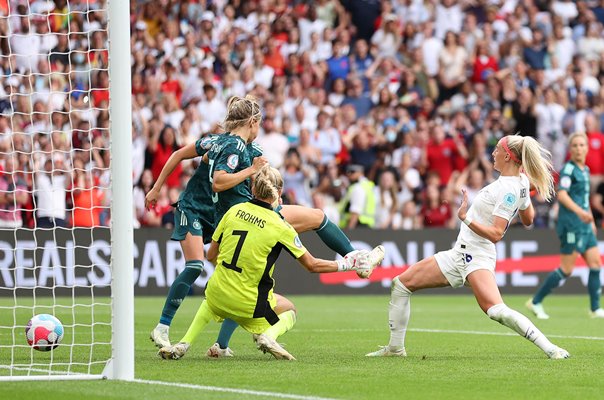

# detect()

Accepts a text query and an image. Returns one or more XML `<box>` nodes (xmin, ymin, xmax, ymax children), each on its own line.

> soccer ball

<box><xmin>25</xmin><ymin>314</ymin><xmax>64</xmax><ymax>351</ymax></box>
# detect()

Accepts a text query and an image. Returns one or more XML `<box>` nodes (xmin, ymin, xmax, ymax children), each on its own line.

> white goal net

<box><xmin>0</xmin><ymin>0</ymin><xmax>133</xmax><ymax>380</ymax></box>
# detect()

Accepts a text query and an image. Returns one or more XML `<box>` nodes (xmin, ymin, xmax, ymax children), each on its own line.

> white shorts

<box><xmin>434</xmin><ymin>248</ymin><xmax>496</xmax><ymax>288</ymax></box>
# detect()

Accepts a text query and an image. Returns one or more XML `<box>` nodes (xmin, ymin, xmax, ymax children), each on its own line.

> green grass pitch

<box><xmin>2</xmin><ymin>295</ymin><xmax>604</xmax><ymax>399</ymax></box>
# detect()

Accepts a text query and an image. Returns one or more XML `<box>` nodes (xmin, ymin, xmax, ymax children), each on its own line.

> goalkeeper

<box><xmin>159</xmin><ymin>166</ymin><xmax>375</xmax><ymax>361</ymax></box>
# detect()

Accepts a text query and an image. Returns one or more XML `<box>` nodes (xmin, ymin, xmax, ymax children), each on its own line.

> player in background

<box><xmin>147</xmin><ymin>95</ymin><xmax>383</xmax><ymax>355</ymax></box>
<box><xmin>159</xmin><ymin>167</ymin><xmax>380</xmax><ymax>361</ymax></box>
<box><xmin>527</xmin><ymin>132</ymin><xmax>604</xmax><ymax>319</ymax></box>
<box><xmin>367</xmin><ymin>135</ymin><xmax>570</xmax><ymax>359</ymax></box>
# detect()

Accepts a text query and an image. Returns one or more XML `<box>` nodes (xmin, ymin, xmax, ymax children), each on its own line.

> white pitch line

<box><xmin>138</xmin><ymin>328</ymin><xmax>604</xmax><ymax>341</ymax></box>
<box><xmin>278</xmin><ymin>327</ymin><xmax>604</xmax><ymax>341</ymax></box>
<box><xmin>133</xmin><ymin>379</ymin><xmax>340</xmax><ymax>400</ymax></box>
<box><xmin>409</xmin><ymin>328</ymin><xmax>604</xmax><ymax>341</ymax></box>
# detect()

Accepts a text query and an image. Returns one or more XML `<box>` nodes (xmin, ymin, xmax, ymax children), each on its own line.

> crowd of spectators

<box><xmin>2</xmin><ymin>0</ymin><xmax>604</xmax><ymax>231</ymax></box>
<box><xmin>0</xmin><ymin>0</ymin><xmax>109</xmax><ymax>229</ymax></box>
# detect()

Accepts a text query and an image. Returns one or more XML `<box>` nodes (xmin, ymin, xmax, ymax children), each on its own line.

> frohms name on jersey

<box><xmin>235</xmin><ymin>209</ymin><xmax>266</xmax><ymax>228</ymax></box>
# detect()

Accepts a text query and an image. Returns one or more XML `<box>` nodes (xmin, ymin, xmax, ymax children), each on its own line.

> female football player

<box><xmin>527</xmin><ymin>132</ymin><xmax>604</xmax><ymax>319</ymax></box>
<box><xmin>367</xmin><ymin>135</ymin><xmax>570</xmax><ymax>359</ymax></box>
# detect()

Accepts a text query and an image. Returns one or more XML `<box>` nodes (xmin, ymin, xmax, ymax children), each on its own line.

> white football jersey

<box><xmin>455</xmin><ymin>174</ymin><xmax>531</xmax><ymax>256</ymax></box>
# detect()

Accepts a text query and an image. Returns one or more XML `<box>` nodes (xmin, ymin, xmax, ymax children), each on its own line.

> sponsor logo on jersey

<box><xmin>560</xmin><ymin>176</ymin><xmax>572</xmax><ymax>190</ymax></box>
<box><xmin>227</xmin><ymin>154</ymin><xmax>239</xmax><ymax>169</ymax></box>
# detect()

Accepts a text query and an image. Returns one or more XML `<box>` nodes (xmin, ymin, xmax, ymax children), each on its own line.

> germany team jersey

<box><xmin>207</xmin><ymin>133</ymin><xmax>263</xmax><ymax>223</ymax></box>
<box><xmin>557</xmin><ymin>161</ymin><xmax>591</xmax><ymax>233</ymax></box>
<box><xmin>206</xmin><ymin>199</ymin><xmax>307</xmax><ymax>321</ymax></box>
<box><xmin>173</xmin><ymin>134</ymin><xmax>220</xmax><ymax>234</ymax></box>
<box><xmin>247</xmin><ymin>141</ymin><xmax>263</xmax><ymax>160</ymax></box>
<box><xmin>177</xmin><ymin>134</ymin><xmax>219</xmax><ymax>214</ymax></box>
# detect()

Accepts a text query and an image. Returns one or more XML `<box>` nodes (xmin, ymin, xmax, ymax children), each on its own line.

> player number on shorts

<box><xmin>222</xmin><ymin>230</ymin><xmax>248</xmax><ymax>273</ymax></box>
<box><xmin>464</xmin><ymin>254</ymin><xmax>472</xmax><ymax>263</ymax></box>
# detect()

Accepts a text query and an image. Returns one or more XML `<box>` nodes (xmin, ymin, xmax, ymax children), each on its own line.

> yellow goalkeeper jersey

<box><xmin>206</xmin><ymin>199</ymin><xmax>307</xmax><ymax>323</ymax></box>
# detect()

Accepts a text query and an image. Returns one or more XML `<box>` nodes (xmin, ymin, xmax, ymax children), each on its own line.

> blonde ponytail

<box><xmin>222</xmin><ymin>95</ymin><xmax>262</xmax><ymax>132</ymax></box>
<box><xmin>505</xmin><ymin>135</ymin><xmax>555</xmax><ymax>202</ymax></box>
<box><xmin>253</xmin><ymin>166</ymin><xmax>283</xmax><ymax>205</ymax></box>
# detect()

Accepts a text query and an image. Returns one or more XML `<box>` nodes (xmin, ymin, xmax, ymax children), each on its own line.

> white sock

<box><xmin>388</xmin><ymin>278</ymin><xmax>412</xmax><ymax>350</ymax></box>
<box><xmin>487</xmin><ymin>303</ymin><xmax>556</xmax><ymax>354</ymax></box>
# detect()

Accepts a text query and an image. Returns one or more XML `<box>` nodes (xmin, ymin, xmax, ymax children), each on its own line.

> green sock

<box><xmin>315</xmin><ymin>216</ymin><xmax>355</xmax><ymax>257</ymax></box>
<box><xmin>263</xmin><ymin>310</ymin><xmax>297</xmax><ymax>340</ymax></box>
<box><xmin>180</xmin><ymin>300</ymin><xmax>213</xmax><ymax>344</ymax></box>
<box><xmin>533</xmin><ymin>267</ymin><xmax>567</xmax><ymax>304</ymax></box>
<box><xmin>159</xmin><ymin>260</ymin><xmax>203</xmax><ymax>326</ymax></box>
<box><xmin>588</xmin><ymin>268</ymin><xmax>602</xmax><ymax>311</ymax></box>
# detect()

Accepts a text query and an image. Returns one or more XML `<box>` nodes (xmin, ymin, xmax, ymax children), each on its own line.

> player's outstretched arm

<box><xmin>296</xmin><ymin>251</ymin><xmax>366</xmax><ymax>274</ymax></box>
<box><xmin>145</xmin><ymin>143</ymin><xmax>199</xmax><ymax>209</ymax></box>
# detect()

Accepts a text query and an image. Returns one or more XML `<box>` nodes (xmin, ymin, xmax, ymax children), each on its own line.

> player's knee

<box><xmin>286</xmin><ymin>300</ymin><xmax>297</xmax><ymax>314</ymax></box>
<box><xmin>392</xmin><ymin>277</ymin><xmax>413</xmax><ymax>296</ymax></box>
<box><xmin>486</xmin><ymin>303</ymin><xmax>510</xmax><ymax>323</ymax></box>
<box><xmin>397</xmin><ymin>273</ymin><xmax>418</xmax><ymax>293</ymax></box>
<box><xmin>280</xmin><ymin>304</ymin><xmax>296</xmax><ymax>316</ymax></box>
<box><xmin>310</xmin><ymin>208</ymin><xmax>325</xmax><ymax>228</ymax></box>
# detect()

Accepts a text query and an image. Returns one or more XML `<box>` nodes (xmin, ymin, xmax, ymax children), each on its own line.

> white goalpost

<box><xmin>107</xmin><ymin>0</ymin><xmax>134</xmax><ymax>382</ymax></box>
<box><xmin>0</xmin><ymin>0</ymin><xmax>133</xmax><ymax>381</ymax></box>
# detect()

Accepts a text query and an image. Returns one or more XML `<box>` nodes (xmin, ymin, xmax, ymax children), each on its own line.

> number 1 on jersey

<box><xmin>222</xmin><ymin>230</ymin><xmax>248</xmax><ymax>273</ymax></box>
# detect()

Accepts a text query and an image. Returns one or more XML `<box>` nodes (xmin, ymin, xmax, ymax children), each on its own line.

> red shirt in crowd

<box><xmin>88</xmin><ymin>49</ymin><xmax>108</xmax><ymax>67</ymax></box>
<box><xmin>92</xmin><ymin>88</ymin><xmax>109</xmax><ymax>107</ymax></box>
<box><xmin>586</xmin><ymin>131</ymin><xmax>604</xmax><ymax>175</ymax></box>
<box><xmin>142</xmin><ymin>201</ymin><xmax>172</xmax><ymax>227</ymax></box>
<box><xmin>264</xmin><ymin>52</ymin><xmax>286</xmax><ymax>77</ymax></box>
<box><xmin>420</xmin><ymin>203</ymin><xmax>452</xmax><ymax>227</ymax></box>
<box><xmin>272</xmin><ymin>32</ymin><xmax>289</xmax><ymax>46</ymax></box>
<box><xmin>72</xmin><ymin>186</ymin><xmax>104</xmax><ymax>227</ymax></box>
<box><xmin>150</xmin><ymin>144</ymin><xmax>182</xmax><ymax>189</ymax></box>
<box><xmin>426</xmin><ymin>138</ymin><xmax>459</xmax><ymax>184</ymax></box>
<box><xmin>472</xmin><ymin>55</ymin><xmax>499</xmax><ymax>83</ymax></box>
<box><xmin>161</xmin><ymin>79</ymin><xmax>183</xmax><ymax>105</ymax></box>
